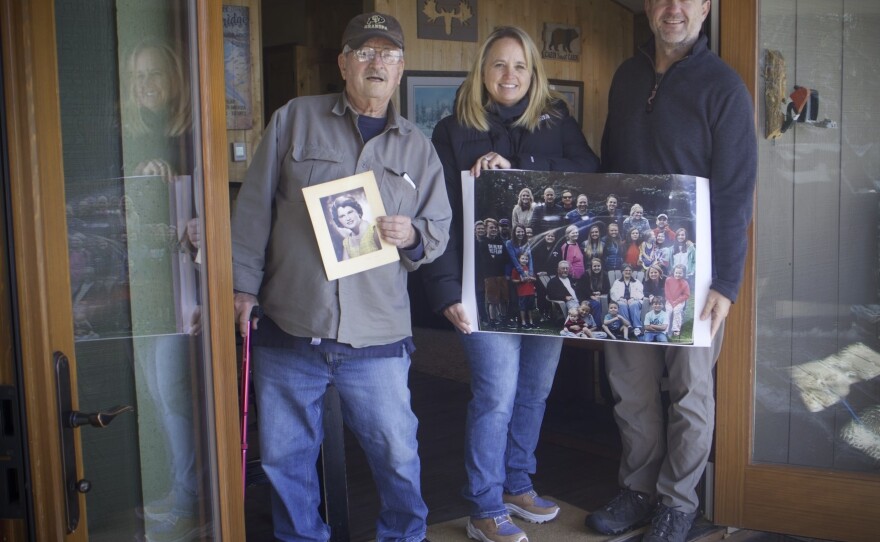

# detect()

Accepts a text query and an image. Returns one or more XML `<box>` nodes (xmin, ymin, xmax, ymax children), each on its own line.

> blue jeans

<box><xmin>137</xmin><ymin>335</ymin><xmax>198</xmax><ymax>514</ymax></box>
<box><xmin>253</xmin><ymin>346</ymin><xmax>428</xmax><ymax>542</ymax></box>
<box><xmin>642</xmin><ymin>331</ymin><xmax>669</xmax><ymax>342</ymax></box>
<box><xmin>618</xmin><ymin>299</ymin><xmax>644</xmax><ymax>329</ymax></box>
<box><xmin>459</xmin><ymin>333</ymin><xmax>563</xmax><ymax>518</ymax></box>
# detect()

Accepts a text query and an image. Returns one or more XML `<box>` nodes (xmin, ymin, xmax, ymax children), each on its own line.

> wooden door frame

<box><xmin>713</xmin><ymin>2</ymin><xmax>880</xmax><ymax>541</ymax></box>
<box><xmin>0</xmin><ymin>0</ymin><xmax>243</xmax><ymax>539</ymax></box>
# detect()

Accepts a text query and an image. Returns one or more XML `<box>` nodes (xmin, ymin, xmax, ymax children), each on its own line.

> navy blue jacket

<box><xmin>421</xmin><ymin>98</ymin><xmax>600</xmax><ymax>313</ymax></box>
<box><xmin>601</xmin><ymin>35</ymin><xmax>757</xmax><ymax>302</ymax></box>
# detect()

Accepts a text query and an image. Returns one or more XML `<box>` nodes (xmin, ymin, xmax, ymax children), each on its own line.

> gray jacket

<box><xmin>232</xmin><ymin>92</ymin><xmax>451</xmax><ymax>347</ymax></box>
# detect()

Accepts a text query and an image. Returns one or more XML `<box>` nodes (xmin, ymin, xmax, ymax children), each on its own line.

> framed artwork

<box><xmin>400</xmin><ymin>70</ymin><xmax>467</xmax><ymax>138</ymax></box>
<box><xmin>549</xmin><ymin>79</ymin><xmax>584</xmax><ymax>126</ymax></box>
<box><xmin>222</xmin><ymin>5</ymin><xmax>253</xmax><ymax>129</ymax></box>
<box><xmin>302</xmin><ymin>171</ymin><xmax>399</xmax><ymax>281</ymax></box>
<box><xmin>541</xmin><ymin>23</ymin><xmax>582</xmax><ymax>61</ymax></box>
<box><xmin>417</xmin><ymin>0</ymin><xmax>478</xmax><ymax>42</ymax></box>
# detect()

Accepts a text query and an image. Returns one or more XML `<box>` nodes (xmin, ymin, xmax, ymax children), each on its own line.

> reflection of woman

<box><xmin>419</xmin><ymin>26</ymin><xmax>599</xmax><ymax>540</ymax></box>
<box><xmin>125</xmin><ymin>38</ymin><xmax>192</xmax><ymax>177</ymax></box>
<box><xmin>122</xmin><ymin>38</ymin><xmax>200</xmax><ymax>530</ymax></box>
<box><xmin>332</xmin><ymin>196</ymin><xmax>380</xmax><ymax>260</ymax></box>
<box><xmin>511</xmin><ymin>188</ymin><xmax>535</xmax><ymax>231</ymax></box>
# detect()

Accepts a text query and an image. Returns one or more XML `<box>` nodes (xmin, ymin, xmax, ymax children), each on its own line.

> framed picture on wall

<box><xmin>549</xmin><ymin>79</ymin><xmax>584</xmax><ymax>127</ymax></box>
<box><xmin>400</xmin><ymin>70</ymin><xmax>467</xmax><ymax>138</ymax></box>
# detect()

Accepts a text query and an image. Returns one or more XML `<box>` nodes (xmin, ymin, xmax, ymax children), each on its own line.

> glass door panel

<box><xmin>754</xmin><ymin>0</ymin><xmax>880</xmax><ymax>474</ymax></box>
<box><xmin>55</xmin><ymin>0</ymin><xmax>216</xmax><ymax>539</ymax></box>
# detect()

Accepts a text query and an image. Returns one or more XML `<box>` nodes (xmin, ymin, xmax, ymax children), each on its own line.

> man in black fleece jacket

<box><xmin>584</xmin><ymin>2</ymin><xmax>757</xmax><ymax>542</ymax></box>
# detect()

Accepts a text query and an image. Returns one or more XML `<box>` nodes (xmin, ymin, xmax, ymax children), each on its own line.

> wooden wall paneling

<box><xmin>225</xmin><ymin>0</ymin><xmax>263</xmax><ymax>182</ymax></box>
<box><xmin>375</xmin><ymin>0</ymin><xmax>632</xmax><ymax>153</ymax></box>
<box><xmin>751</xmin><ymin>0</ymin><xmax>797</xmax><ymax>466</ymax></box>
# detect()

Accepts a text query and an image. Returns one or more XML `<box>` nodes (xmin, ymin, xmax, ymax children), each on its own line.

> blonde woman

<box><xmin>419</xmin><ymin>25</ymin><xmax>599</xmax><ymax>542</ymax></box>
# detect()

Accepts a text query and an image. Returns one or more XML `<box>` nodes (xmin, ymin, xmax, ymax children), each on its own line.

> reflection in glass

<box><xmin>56</xmin><ymin>1</ymin><xmax>215</xmax><ymax>539</ymax></box>
<box><xmin>754</xmin><ymin>1</ymin><xmax>880</xmax><ymax>472</ymax></box>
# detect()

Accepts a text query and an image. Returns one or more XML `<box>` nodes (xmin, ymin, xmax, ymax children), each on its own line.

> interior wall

<box><xmin>233</xmin><ymin>0</ymin><xmax>634</xmax><ymax>183</ymax></box>
<box><xmin>225</xmin><ymin>0</ymin><xmax>264</xmax><ymax>183</ymax></box>
<box><xmin>374</xmin><ymin>0</ymin><xmax>633</xmax><ymax>152</ymax></box>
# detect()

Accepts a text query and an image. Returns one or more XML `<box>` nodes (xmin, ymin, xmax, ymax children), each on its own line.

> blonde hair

<box><xmin>517</xmin><ymin>187</ymin><xmax>534</xmax><ymax>207</ymax></box>
<box><xmin>124</xmin><ymin>38</ymin><xmax>192</xmax><ymax>137</ymax></box>
<box><xmin>456</xmin><ymin>26</ymin><xmax>562</xmax><ymax>132</ymax></box>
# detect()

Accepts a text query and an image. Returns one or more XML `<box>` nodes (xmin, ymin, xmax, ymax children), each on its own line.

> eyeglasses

<box><xmin>346</xmin><ymin>46</ymin><xmax>404</xmax><ymax>65</ymax></box>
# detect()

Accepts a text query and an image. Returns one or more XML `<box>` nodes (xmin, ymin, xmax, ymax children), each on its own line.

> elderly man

<box><xmin>545</xmin><ymin>260</ymin><xmax>587</xmax><ymax>314</ymax></box>
<box><xmin>232</xmin><ymin>12</ymin><xmax>450</xmax><ymax>542</ymax></box>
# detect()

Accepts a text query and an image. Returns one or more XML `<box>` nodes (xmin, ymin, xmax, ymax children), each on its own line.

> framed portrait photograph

<box><xmin>302</xmin><ymin>171</ymin><xmax>399</xmax><ymax>281</ymax></box>
<box><xmin>549</xmin><ymin>79</ymin><xmax>584</xmax><ymax>126</ymax></box>
<box><xmin>400</xmin><ymin>70</ymin><xmax>466</xmax><ymax>138</ymax></box>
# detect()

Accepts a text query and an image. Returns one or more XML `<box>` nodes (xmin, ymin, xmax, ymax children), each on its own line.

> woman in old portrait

<box><xmin>331</xmin><ymin>195</ymin><xmax>381</xmax><ymax>260</ymax></box>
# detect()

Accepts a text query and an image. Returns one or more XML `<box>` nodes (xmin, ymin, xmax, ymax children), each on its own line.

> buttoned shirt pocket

<box><xmin>285</xmin><ymin>144</ymin><xmax>346</xmax><ymax>195</ymax></box>
<box><xmin>377</xmin><ymin>166</ymin><xmax>419</xmax><ymax>217</ymax></box>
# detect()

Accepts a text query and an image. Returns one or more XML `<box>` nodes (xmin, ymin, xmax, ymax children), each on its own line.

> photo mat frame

<box><xmin>302</xmin><ymin>171</ymin><xmax>399</xmax><ymax>281</ymax></box>
<box><xmin>548</xmin><ymin>79</ymin><xmax>583</xmax><ymax>126</ymax></box>
<box><xmin>400</xmin><ymin>70</ymin><xmax>467</xmax><ymax>138</ymax></box>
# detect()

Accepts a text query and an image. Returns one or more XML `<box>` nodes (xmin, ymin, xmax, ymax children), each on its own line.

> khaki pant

<box><xmin>603</xmin><ymin>324</ymin><xmax>725</xmax><ymax>512</ymax></box>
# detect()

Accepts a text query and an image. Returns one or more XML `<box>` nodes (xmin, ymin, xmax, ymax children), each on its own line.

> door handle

<box><xmin>67</xmin><ymin>405</ymin><xmax>133</xmax><ymax>429</ymax></box>
<box><xmin>54</xmin><ymin>351</ymin><xmax>133</xmax><ymax>533</ymax></box>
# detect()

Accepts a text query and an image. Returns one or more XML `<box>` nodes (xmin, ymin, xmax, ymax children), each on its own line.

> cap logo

<box><xmin>364</xmin><ymin>14</ymin><xmax>388</xmax><ymax>30</ymax></box>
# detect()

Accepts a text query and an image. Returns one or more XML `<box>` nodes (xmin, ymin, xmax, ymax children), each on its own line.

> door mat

<box><xmin>423</xmin><ymin>497</ymin><xmax>646</xmax><ymax>541</ymax></box>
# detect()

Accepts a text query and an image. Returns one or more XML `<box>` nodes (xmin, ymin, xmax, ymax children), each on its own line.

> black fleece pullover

<box><xmin>601</xmin><ymin>34</ymin><xmax>757</xmax><ymax>303</ymax></box>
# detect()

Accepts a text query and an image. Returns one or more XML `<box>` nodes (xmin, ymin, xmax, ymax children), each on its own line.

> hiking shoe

<box><xmin>642</xmin><ymin>504</ymin><xmax>696</xmax><ymax>542</ymax></box>
<box><xmin>467</xmin><ymin>515</ymin><xmax>528</xmax><ymax>542</ymax></box>
<box><xmin>503</xmin><ymin>490</ymin><xmax>560</xmax><ymax>523</ymax></box>
<box><xmin>584</xmin><ymin>489</ymin><xmax>654</xmax><ymax>535</ymax></box>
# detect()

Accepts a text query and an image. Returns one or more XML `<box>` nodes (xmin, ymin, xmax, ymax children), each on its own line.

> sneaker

<box><xmin>642</xmin><ymin>504</ymin><xmax>696</xmax><ymax>542</ymax></box>
<box><xmin>467</xmin><ymin>515</ymin><xmax>528</xmax><ymax>542</ymax></box>
<box><xmin>633</xmin><ymin>327</ymin><xmax>642</xmax><ymax>337</ymax></box>
<box><xmin>503</xmin><ymin>490</ymin><xmax>560</xmax><ymax>523</ymax></box>
<box><xmin>584</xmin><ymin>489</ymin><xmax>654</xmax><ymax>535</ymax></box>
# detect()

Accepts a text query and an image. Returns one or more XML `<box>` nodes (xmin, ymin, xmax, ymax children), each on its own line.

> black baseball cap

<box><xmin>342</xmin><ymin>12</ymin><xmax>404</xmax><ymax>50</ymax></box>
